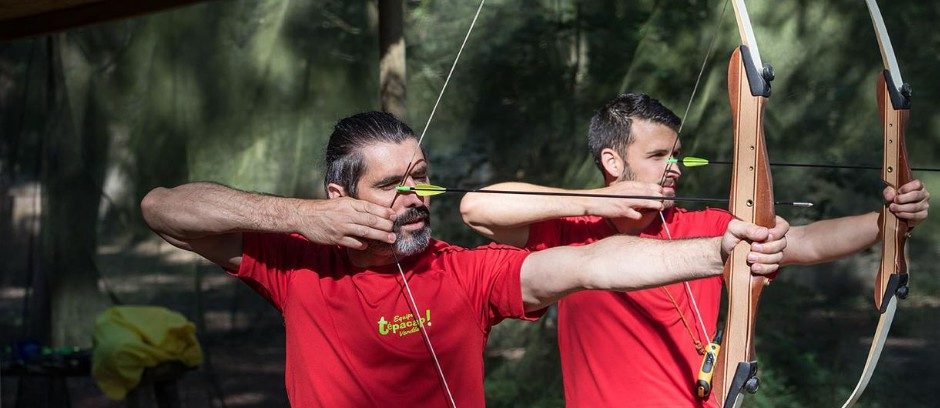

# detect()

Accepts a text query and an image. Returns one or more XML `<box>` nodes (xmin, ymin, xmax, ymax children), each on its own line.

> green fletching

<box><xmin>681</xmin><ymin>156</ymin><xmax>710</xmax><ymax>167</ymax></box>
<box><xmin>410</xmin><ymin>183</ymin><xmax>447</xmax><ymax>196</ymax></box>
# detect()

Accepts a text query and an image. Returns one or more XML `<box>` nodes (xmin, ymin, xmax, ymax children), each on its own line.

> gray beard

<box><xmin>395</xmin><ymin>223</ymin><xmax>431</xmax><ymax>257</ymax></box>
<box><xmin>371</xmin><ymin>207</ymin><xmax>432</xmax><ymax>258</ymax></box>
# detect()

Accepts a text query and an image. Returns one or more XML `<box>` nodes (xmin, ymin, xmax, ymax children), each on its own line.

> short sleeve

<box><xmin>234</xmin><ymin>232</ymin><xmax>309</xmax><ymax>311</ymax></box>
<box><xmin>525</xmin><ymin>219</ymin><xmax>565</xmax><ymax>251</ymax></box>
<box><xmin>440</xmin><ymin>244</ymin><xmax>545</xmax><ymax>330</ymax></box>
<box><xmin>704</xmin><ymin>208</ymin><xmax>735</xmax><ymax>235</ymax></box>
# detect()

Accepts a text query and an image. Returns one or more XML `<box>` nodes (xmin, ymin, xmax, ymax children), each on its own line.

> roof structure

<box><xmin>0</xmin><ymin>0</ymin><xmax>209</xmax><ymax>41</ymax></box>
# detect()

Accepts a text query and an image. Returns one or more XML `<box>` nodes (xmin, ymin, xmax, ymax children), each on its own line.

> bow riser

<box><xmin>713</xmin><ymin>46</ymin><xmax>775</xmax><ymax>408</ymax></box>
<box><xmin>875</xmin><ymin>71</ymin><xmax>912</xmax><ymax>313</ymax></box>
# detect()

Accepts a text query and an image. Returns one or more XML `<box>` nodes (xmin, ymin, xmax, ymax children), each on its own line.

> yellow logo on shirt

<box><xmin>377</xmin><ymin>309</ymin><xmax>432</xmax><ymax>337</ymax></box>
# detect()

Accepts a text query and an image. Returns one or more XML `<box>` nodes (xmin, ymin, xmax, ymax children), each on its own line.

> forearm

<box><xmin>782</xmin><ymin>212</ymin><xmax>880</xmax><ymax>265</ymax></box>
<box><xmin>520</xmin><ymin>235</ymin><xmax>723</xmax><ymax>310</ymax></box>
<box><xmin>460</xmin><ymin>182</ymin><xmax>598</xmax><ymax>238</ymax></box>
<box><xmin>578</xmin><ymin>235</ymin><xmax>724</xmax><ymax>290</ymax></box>
<box><xmin>141</xmin><ymin>182</ymin><xmax>301</xmax><ymax>241</ymax></box>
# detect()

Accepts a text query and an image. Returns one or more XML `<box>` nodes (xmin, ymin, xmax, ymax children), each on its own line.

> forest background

<box><xmin>1</xmin><ymin>0</ymin><xmax>939</xmax><ymax>407</ymax></box>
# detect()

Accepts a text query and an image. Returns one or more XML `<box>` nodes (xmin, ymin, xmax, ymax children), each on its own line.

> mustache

<box><xmin>394</xmin><ymin>206</ymin><xmax>431</xmax><ymax>228</ymax></box>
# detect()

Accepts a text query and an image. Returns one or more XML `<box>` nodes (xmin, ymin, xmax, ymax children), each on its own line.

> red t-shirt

<box><xmin>526</xmin><ymin>207</ymin><xmax>733</xmax><ymax>408</ymax></box>
<box><xmin>235</xmin><ymin>234</ymin><xmax>542</xmax><ymax>407</ymax></box>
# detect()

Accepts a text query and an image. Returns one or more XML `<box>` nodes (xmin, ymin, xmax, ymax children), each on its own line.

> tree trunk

<box><xmin>378</xmin><ymin>0</ymin><xmax>407</xmax><ymax>119</ymax></box>
<box><xmin>42</xmin><ymin>34</ymin><xmax>110</xmax><ymax>348</ymax></box>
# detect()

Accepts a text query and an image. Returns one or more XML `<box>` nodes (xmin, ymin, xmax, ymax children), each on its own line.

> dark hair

<box><xmin>587</xmin><ymin>93</ymin><xmax>681</xmax><ymax>172</ymax></box>
<box><xmin>324</xmin><ymin>111</ymin><xmax>419</xmax><ymax>196</ymax></box>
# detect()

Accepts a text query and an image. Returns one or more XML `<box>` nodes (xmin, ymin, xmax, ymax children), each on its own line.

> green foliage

<box><xmin>484</xmin><ymin>317</ymin><xmax>563</xmax><ymax>408</ymax></box>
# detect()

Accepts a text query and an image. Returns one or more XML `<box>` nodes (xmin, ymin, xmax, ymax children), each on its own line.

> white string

<box><xmin>392</xmin><ymin>2</ymin><xmax>487</xmax><ymax>406</ymax></box>
<box><xmin>395</xmin><ymin>257</ymin><xmax>457</xmax><ymax>408</ymax></box>
<box><xmin>658</xmin><ymin>0</ymin><xmax>730</xmax><ymax>187</ymax></box>
<box><xmin>401</xmin><ymin>0</ymin><xmax>487</xmax><ymax>171</ymax></box>
<box><xmin>652</xmin><ymin>0</ymin><xmax>731</xmax><ymax>346</ymax></box>
<box><xmin>658</xmin><ymin>212</ymin><xmax>711</xmax><ymax>344</ymax></box>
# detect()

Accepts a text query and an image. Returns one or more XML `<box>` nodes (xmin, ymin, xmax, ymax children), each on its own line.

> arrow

<box><xmin>396</xmin><ymin>184</ymin><xmax>814</xmax><ymax>207</ymax></box>
<box><xmin>670</xmin><ymin>156</ymin><xmax>940</xmax><ymax>172</ymax></box>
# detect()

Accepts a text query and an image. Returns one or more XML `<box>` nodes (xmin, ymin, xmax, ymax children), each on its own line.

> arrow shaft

<box><xmin>406</xmin><ymin>187</ymin><xmax>811</xmax><ymax>207</ymax></box>
<box><xmin>707</xmin><ymin>160</ymin><xmax>939</xmax><ymax>172</ymax></box>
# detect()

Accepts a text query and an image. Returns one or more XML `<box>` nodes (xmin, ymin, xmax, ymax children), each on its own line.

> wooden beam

<box><xmin>0</xmin><ymin>0</ymin><xmax>210</xmax><ymax>42</ymax></box>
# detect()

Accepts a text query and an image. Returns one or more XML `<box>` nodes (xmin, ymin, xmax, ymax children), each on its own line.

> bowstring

<box><xmin>655</xmin><ymin>0</ymin><xmax>731</xmax><ymax>346</ymax></box>
<box><xmin>393</xmin><ymin>2</ymin><xmax>487</xmax><ymax>407</ymax></box>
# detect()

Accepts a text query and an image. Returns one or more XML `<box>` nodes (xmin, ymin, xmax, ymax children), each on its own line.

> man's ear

<box><xmin>599</xmin><ymin>148</ymin><xmax>624</xmax><ymax>181</ymax></box>
<box><xmin>327</xmin><ymin>183</ymin><xmax>348</xmax><ymax>199</ymax></box>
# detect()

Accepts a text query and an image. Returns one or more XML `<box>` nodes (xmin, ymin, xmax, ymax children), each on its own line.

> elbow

<box><xmin>459</xmin><ymin>195</ymin><xmax>485</xmax><ymax>229</ymax></box>
<box><xmin>140</xmin><ymin>187</ymin><xmax>170</xmax><ymax>228</ymax></box>
<box><xmin>573</xmin><ymin>246</ymin><xmax>608</xmax><ymax>291</ymax></box>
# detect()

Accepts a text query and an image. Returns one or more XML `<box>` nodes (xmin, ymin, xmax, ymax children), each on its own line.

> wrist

<box><xmin>713</xmin><ymin>236</ymin><xmax>729</xmax><ymax>273</ymax></box>
<box><xmin>579</xmin><ymin>188</ymin><xmax>606</xmax><ymax>215</ymax></box>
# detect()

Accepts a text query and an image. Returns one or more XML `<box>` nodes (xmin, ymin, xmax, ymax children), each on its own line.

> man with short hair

<box><xmin>460</xmin><ymin>93</ymin><xmax>930</xmax><ymax>407</ymax></box>
<box><xmin>142</xmin><ymin>111</ymin><xmax>786</xmax><ymax>407</ymax></box>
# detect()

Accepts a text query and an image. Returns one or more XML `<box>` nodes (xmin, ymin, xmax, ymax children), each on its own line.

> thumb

<box><xmin>722</xmin><ymin>220</ymin><xmax>769</xmax><ymax>258</ymax></box>
<box><xmin>883</xmin><ymin>185</ymin><xmax>897</xmax><ymax>204</ymax></box>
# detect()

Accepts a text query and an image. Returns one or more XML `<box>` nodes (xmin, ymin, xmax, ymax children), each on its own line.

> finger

<box><xmin>727</xmin><ymin>220</ymin><xmax>769</xmax><ymax>242</ymax></box>
<box><xmin>896</xmin><ymin>179</ymin><xmax>924</xmax><ymax>194</ymax></box>
<box><xmin>352</xmin><ymin>212</ymin><xmax>395</xmax><ymax>232</ymax></box>
<box><xmin>768</xmin><ymin>216</ymin><xmax>790</xmax><ymax>240</ymax></box>
<box><xmin>882</xmin><ymin>185</ymin><xmax>897</xmax><ymax>203</ymax></box>
<box><xmin>622</xmin><ymin>208</ymin><xmax>643</xmax><ymax>220</ymax></box>
<box><xmin>345</xmin><ymin>224</ymin><xmax>397</xmax><ymax>243</ymax></box>
<box><xmin>722</xmin><ymin>220</ymin><xmax>759</xmax><ymax>257</ymax></box>
<box><xmin>747</xmin><ymin>249</ymin><xmax>783</xmax><ymax>266</ymax></box>
<box><xmin>893</xmin><ymin>189</ymin><xmax>928</xmax><ymax>205</ymax></box>
<box><xmin>750</xmin><ymin>235</ymin><xmax>786</xmax><ymax>254</ymax></box>
<box><xmin>337</xmin><ymin>236</ymin><xmax>369</xmax><ymax>250</ymax></box>
<box><xmin>356</xmin><ymin>200</ymin><xmax>397</xmax><ymax>220</ymax></box>
<box><xmin>749</xmin><ymin>262</ymin><xmax>779</xmax><ymax>276</ymax></box>
<box><xmin>888</xmin><ymin>201</ymin><xmax>929</xmax><ymax>216</ymax></box>
<box><xmin>636</xmin><ymin>199</ymin><xmax>665</xmax><ymax>210</ymax></box>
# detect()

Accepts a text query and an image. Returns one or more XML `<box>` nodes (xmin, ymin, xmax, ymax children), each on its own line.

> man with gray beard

<box><xmin>140</xmin><ymin>111</ymin><xmax>789</xmax><ymax>407</ymax></box>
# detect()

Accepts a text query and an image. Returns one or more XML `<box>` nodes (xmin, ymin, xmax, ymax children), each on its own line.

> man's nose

<box><xmin>667</xmin><ymin>158</ymin><xmax>682</xmax><ymax>178</ymax></box>
<box><xmin>670</xmin><ymin>163</ymin><xmax>682</xmax><ymax>178</ymax></box>
<box><xmin>398</xmin><ymin>177</ymin><xmax>427</xmax><ymax>205</ymax></box>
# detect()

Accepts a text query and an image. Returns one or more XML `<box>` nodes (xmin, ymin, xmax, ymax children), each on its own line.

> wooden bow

<box><xmin>841</xmin><ymin>1</ymin><xmax>912</xmax><ymax>406</ymax></box>
<box><xmin>712</xmin><ymin>1</ymin><xmax>775</xmax><ymax>407</ymax></box>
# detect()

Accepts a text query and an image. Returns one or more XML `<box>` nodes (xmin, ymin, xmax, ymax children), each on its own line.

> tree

<box><xmin>379</xmin><ymin>0</ymin><xmax>407</xmax><ymax>118</ymax></box>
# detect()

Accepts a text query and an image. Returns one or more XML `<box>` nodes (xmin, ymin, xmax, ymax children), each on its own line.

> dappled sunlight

<box><xmin>203</xmin><ymin>311</ymin><xmax>257</xmax><ymax>332</ymax></box>
<box><xmin>0</xmin><ymin>287</ymin><xmax>26</xmax><ymax>301</ymax></box>
<box><xmin>224</xmin><ymin>392</ymin><xmax>268</xmax><ymax>406</ymax></box>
